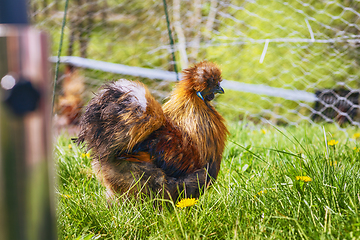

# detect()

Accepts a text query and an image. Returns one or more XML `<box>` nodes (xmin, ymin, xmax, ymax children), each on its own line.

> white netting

<box><xmin>30</xmin><ymin>0</ymin><xmax>360</xmax><ymax>132</ymax></box>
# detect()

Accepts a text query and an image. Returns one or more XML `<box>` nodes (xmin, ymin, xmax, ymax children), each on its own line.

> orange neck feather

<box><xmin>163</xmin><ymin>79</ymin><xmax>228</xmax><ymax>166</ymax></box>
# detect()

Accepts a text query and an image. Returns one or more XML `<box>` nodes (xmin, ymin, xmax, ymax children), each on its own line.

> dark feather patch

<box><xmin>132</xmin><ymin>119</ymin><xmax>202</xmax><ymax>178</ymax></box>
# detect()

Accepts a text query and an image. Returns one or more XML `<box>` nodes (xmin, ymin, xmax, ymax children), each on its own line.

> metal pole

<box><xmin>0</xmin><ymin>0</ymin><xmax>56</xmax><ymax>239</ymax></box>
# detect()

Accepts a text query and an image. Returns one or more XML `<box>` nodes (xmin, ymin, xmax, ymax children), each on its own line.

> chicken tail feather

<box><xmin>77</xmin><ymin>79</ymin><xmax>165</xmax><ymax>162</ymax></box>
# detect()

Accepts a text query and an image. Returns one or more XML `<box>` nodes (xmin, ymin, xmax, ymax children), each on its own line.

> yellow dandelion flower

<box><xmin>296</xmin><ymin>176</ymin><xmax>312</xmax><ymax>182</ymax></box>
<box><xmin>254</xmin><ymin>190</ymin><xmax>267</xmax><ymax>198</ymax></box>
<box><xmin>330</xmin><ymin>161</ymin><xmax>337</xmax><ymax>166</ymax></box>
<box><xmin>258</xmin><ymin>190</ymin><xmax>267</xmax><ymax>195</ymax></box>
<box><xmin>86</xmin><ymin>153</ymin><xmax>90</xmax><ymax>158</ymax></box>
<box><xmin>327</xmin><ymin>140</ymin><xmax>339</xmax><ymax>146</ymax></box>
<box><xmin>81</xmin><ymin>153</ymin><xmax>86</xmax><ymax>158</ymax></box>
<box><xmin>61</xmin><ymin>194</ymin><xmax>72</xmax><ymax>199</ymax></box>
<box><xmin>352</xmin><ymin>133</ymin><xmax>360</xmax><ymax>139</ymax></box>
<box><xmin>176</xmin><ymin>198</ymin><xmax>198</xmax><ymax>208</ymax></box>
<box><xmin>261</xmin><ymin>129</ymin><xmax>267</xmax><ymax>134</ymax></box>
<box><xmin>68</xmin><ymin>144</ymin><xmax>72</xmax><ymax>149</ymax></box>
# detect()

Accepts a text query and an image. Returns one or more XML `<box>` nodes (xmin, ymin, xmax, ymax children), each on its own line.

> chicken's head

<box><xmin>182</xmin><ymin>61</ymin><xmax>224</xmax><ymax>102</ymax></box>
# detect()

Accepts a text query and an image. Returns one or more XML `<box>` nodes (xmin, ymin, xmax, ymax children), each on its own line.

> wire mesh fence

<box><xmin>29</xmin><ymin>0</ymin><xmax>360</xmax><ymax>134</ymax></box>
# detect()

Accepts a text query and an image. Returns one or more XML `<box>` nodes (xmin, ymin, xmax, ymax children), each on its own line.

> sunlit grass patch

<box><xmin>56</xmin><ymin>123</ymin><xmax>360</xmax><ymax>239</ymax></box>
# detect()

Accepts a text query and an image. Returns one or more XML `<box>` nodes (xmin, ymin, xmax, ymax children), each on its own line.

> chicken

<box><xmin>55</xmin><ymin>68</ymin><xmax>85</xmax><ymax>126</ymax></box>
<box><xmin>77</xmin><ymin>61</ymin><xmax>228</xmax><ymax>201</ymax></box>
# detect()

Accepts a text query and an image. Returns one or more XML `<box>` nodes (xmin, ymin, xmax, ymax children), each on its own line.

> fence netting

<box><xmin>29</xmin><ymin>0</ymin><xmax>360</xmax><ymax>134</ymax></box>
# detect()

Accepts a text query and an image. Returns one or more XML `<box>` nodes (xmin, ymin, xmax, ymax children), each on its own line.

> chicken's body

<box><xmin>77</xmin><ymin>62</ymin><xmax>228</xmax><ymax>201</ymax></box>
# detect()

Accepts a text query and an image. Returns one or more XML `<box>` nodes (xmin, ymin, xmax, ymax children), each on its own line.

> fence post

<box><xmin>0</xmin><ymin>0</ymin><xmax>56</xmax><ymax>239</ymax></box>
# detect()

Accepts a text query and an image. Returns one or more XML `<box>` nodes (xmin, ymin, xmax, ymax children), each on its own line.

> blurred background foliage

<box><xmin>29</xmin><ymin>0</ymin><xmax>360</xmax><ymax>131</ymax></box>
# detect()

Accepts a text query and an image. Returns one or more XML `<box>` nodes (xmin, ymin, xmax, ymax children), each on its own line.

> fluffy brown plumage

<box><xmin>77</xmin><ymin>61</ymin><xmax>228</xmax><ymax>201</ymax></box>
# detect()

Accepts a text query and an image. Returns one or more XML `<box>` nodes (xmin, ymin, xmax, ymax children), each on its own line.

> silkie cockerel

<box><xmin>77</xmin><ymin>61</ymin><xmax>228</xmax><ymax>201</ymax></box>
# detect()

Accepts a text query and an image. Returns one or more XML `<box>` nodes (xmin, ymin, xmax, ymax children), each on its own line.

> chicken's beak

<box><xmin>213</xmin><ymin>85</ymin><xmax>224</xmax><ymax>94</ymax></box>
<box><xmin>197</xmin><ymin>85</ymin><xmax>224</xmax><ymax>102</ymax></box>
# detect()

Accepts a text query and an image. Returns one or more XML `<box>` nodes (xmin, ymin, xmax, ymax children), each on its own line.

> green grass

<box><xmin>56</xmin><ymin>122</ymin><xmax>360</xmax><ymax>239</ymax></box>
